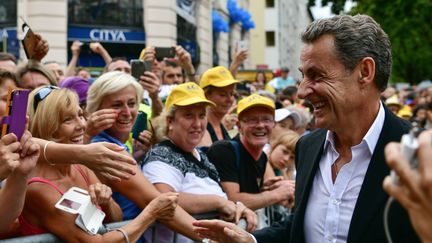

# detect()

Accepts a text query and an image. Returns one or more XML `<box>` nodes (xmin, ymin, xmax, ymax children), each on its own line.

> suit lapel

<box><xmin>347</xmin><ymin>108</ymin><xmax>410</xmax><ymax>243</ymax></box>
<box><xmin>291</xmin><ymin>129</ymin><xmax>327</xmax><ymax>243</ymax></box>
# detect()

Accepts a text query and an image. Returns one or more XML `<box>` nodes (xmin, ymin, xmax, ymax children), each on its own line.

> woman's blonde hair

<box><xmin>270</xmin><ymin>130</ymin><xmax>300</xmax><ymax>154</ymax></box>
<box><xmin>152</xmin><ymin>106</ymin><xmax>177</xmax><ymax>143</ymax></box>
<box><xmin>28</xmin><ymin>86</ymin><xmax>80</xmax><ymax>141</ymax></box>
<box><xmin>86</xmin><ymin>71</ymin><xmax>143</xmax><ymax>114</ymax></box>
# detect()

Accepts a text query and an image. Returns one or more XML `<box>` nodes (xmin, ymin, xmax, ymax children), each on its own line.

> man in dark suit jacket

<box><xmin>192</xmin><ymin>14</ymin><xmax>420</xmax><ymax>243</ymax></box>
<box><xmin>252</xmin><ymin>108</ymin><xmax>418</xmax><ymax>243</ymax></box>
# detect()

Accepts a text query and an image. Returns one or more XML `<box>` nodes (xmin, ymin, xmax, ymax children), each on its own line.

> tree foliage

<box><xmin>308</xmin><ymin>0</ymin><xmax>432</xmax><ymax>84</ymax></box>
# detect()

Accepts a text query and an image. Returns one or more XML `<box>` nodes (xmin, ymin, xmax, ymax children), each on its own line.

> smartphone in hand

<box><xmin>155</xmin><ymin>47</ymin><xmax>176</xmax><ymax>62</ymax></box>
<box><xmin>130</xmin><ymin>59</ymin><xmax>153</xmax><ymax>81</ymax></box>
<box><xmin>132</xmin><ymin>111</ymin><xmax>148</xmax><ymax>142</ymax></box>
<box><xmin>21</xmin><ymin>22</ymin><xmax>38</xmax><ymax>59</ymax></box>
<box><xmin>237</xmin><ymin>41</ymin><xmax>248</xmax><ymax>51</ymax></box>
<box><xmin>1</xmin><ymin>89</ymin><xmax>30</xmax><ymax>140</ymax></box>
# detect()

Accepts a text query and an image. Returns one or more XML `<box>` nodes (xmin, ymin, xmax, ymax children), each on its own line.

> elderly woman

<box><xmin>142</xmin><ymin>82</ymin><xmax>258</xmax><ymax>243</ymax></box>
<box><xmin>85</xmin><ymin>71</ymin><xmax>199</xmax><ymax>242</ymax></box>
<box><xmin>20</xmin><ymin>86</ymin><xmax>178</xmax><ymax>242</ymax></box>
<box><xmin>198</xmin><ymin>66</ymin><xmax>239</xmax><ymax>147</ymax></box>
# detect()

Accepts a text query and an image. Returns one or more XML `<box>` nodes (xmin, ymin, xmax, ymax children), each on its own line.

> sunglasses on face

<box><xmin>33</xmin><ymin>85</ymin><xmax>60</xmax><ymax>112</ymax></box>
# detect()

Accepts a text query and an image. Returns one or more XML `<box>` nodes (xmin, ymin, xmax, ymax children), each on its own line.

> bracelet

<box><xmin>43</xmin><ymin>141</ymin><xmax>55</xmax><ymax>166</ymax></box>
<box><xmin>114</xmin><ymin>228</ymin><xmax>130</xmax><ymax>243</ymax></box>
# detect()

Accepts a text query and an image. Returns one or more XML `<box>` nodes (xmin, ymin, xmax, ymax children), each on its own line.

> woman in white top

<box><xmin>142</xmin><ymin>82</ymin><xmax>257</xmax><ymax>243</ymax></box>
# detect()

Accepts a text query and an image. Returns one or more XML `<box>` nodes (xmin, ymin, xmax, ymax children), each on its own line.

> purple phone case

<box><xmin>1</xmin><ymin>90</ymin><xmax>30</xmax><ymax>140</ymax></box>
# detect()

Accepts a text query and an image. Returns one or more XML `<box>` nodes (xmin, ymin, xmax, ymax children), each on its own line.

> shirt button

<box><xmin>326</xmin><ymin>234</ymin><xmax>334</xmax><ymax>241</ymax></box>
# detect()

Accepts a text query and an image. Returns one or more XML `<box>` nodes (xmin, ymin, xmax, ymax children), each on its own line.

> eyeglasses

<box><xmin>241</xmin><ymin>116</ymin><xmax>275</xmax><ymax>126</ymax></box>
<box><xmin>33</xmin><ymin>85</ymin><xmax>60</xmax><ymax>112</ymax></box>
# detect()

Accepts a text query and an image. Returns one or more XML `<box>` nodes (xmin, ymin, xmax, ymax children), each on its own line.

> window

<box><xmin>266</xmin><ymin>0</ymin><xmax>275</xmax><ymax>8</ymax></box>
<box><xmin>68</xmin><ymin>0</ymin><xmax>143</xmax><ymax>28</ymax></box>
<box><xmin>266</xmin><ymin>31</ymin><xmax>275</xmax><ymax>46</ymax></box>
<box><xmin>0</xmin><ymin>0</ymin><xmax>17</xmax><ymax>27</ymax></box>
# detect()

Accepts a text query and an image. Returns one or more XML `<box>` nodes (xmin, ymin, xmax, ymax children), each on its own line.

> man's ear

<box><xmin>358</xmin><ymin>57</ymin><xmax>376</xmax><ymax>87</ymax></box>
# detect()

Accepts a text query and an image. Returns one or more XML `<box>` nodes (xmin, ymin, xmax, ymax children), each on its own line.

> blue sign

<box><xmin>0</xmin><ymin>28</ymin><xmax>19</xmax><ymax>59</ymax></box>
<box><xmin>178</xmin><ymin>40</ymin><xmax>199</xmax><ymax>65</ymax></box>
<box><xmin>68</xmin><ymin>26</ymin><xmax>145</xmax><ymax>44</ymax></box>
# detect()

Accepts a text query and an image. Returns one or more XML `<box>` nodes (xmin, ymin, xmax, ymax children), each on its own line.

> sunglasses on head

<box><xmin>33</xmin><ymin>85</ymin><xmax>60</xmax><ymax>112</ymax></box>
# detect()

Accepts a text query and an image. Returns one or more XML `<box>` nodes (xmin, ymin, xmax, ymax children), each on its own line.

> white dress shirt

<box><xmin>304</xmin><ymin>102</ymin><xmax>385</xmax><ymax>243</ymax></box>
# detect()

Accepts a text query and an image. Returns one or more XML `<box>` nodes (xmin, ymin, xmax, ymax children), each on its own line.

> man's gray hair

<box><xmin>302</xmin><ymin>14</ymin><xmax>391</xmax><ymax>91</ymax></box>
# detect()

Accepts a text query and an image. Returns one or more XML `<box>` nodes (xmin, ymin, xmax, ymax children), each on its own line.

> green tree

<box><xmin>308</xmin><ymin>0</ymin><xmax>432</xmax><ymax>85</ymax></box>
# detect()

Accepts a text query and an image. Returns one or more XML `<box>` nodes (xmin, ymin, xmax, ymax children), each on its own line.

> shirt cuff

<box><xmin>250</xmin><ymin>233</ymin><xmax>258</xmax><ymax>243</ymax></box>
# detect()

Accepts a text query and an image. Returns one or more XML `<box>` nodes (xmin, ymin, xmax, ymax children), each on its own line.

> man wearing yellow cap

<box><xmin>207</xmin><ymin>94</ymin><xmax>295</xmax><ymax>214</ymax></box>
<box><xmin>198</xmin><ymin>66</ymin><xmax>240</xmax><ymax>147</ymax></box>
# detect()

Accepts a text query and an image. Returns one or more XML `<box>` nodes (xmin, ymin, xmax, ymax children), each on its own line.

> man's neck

<box><xmin>333</xmin><ymin>100</ymin><xmax>381</xmax><ymax>151</ymax></box>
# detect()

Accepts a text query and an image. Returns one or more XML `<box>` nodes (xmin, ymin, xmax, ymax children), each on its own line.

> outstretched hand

<box><xmin>81</xmin><ymin>142</ymin><xmax>137</xmax><ymax>182</ymax></box>
<box><xmin>193</xmin><ymin>219</ymin><xmax>254</xmax><ymax>243</ymax></box>
<box><xmin>144</xmin><ymin>192</ymin><xmax>179</xmax><ymax>221</ymax></box>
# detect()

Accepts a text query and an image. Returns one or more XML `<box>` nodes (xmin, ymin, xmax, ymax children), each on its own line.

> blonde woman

<box><xmin>20</xmin><ymin>86</ymin><xmax>178</xmax><ymax>242</ymax></box>
<box><xmin>86</xmin><ymin>71</ymin><xmax>199</xmax><ymax>242</ymax></box>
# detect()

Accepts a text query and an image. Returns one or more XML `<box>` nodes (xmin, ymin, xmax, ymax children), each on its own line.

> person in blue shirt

<box><xmin>267</xmin><ymin>67</ymin><xmax>296</xmax><ymax>92</ymax></box>
<box><xmin>86</xmin><ymin>71</ymin><xmax>200</xmax><ymax>242</ymax></box>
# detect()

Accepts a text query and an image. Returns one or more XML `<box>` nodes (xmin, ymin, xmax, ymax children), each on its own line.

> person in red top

<box><xmin>20</xmin><ymin>86</ymin><xmax>178</xmax><ymax>242</ymax></box>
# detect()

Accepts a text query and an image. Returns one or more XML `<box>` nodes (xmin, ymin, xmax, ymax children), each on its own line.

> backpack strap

<box><xmin>229</xmin><ymin>140</ymin><xmax>241</xmax><ymax>170</ymax></box>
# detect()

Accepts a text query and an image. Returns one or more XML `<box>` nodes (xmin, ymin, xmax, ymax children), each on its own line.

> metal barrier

<box><xmin>0</xmin><ymin>212</ymin><xmax>220</xmax><ymax>243</ymax></box>
<box><xmin>0</xmin><ymin>207</ymin><xmax>290</xmax><ymax>242</ymax></box>
<box><xmin>0</xmin><ymin>220</ymin><xmax>131</xmax><ymax>243</ymax></box>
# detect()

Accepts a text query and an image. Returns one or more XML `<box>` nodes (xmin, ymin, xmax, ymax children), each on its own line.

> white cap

<box><xmin>275</xmin><ymin>108</ymin><xmax>301</xmax><ymax>128</ymax></box>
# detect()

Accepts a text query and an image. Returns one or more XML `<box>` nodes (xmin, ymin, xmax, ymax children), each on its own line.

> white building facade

<box><xmin>1</xmin><ymin>0</ymin><xmax>253</xmax><ymax>74</ymax></box>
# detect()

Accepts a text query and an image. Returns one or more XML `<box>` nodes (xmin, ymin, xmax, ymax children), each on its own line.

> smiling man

<box><xmin>192</xmin><ymin>14</ymin><xmax>420</xmax><ymax>243</ymax></box>
<box><xmin>207</xmin><ymin>94</ymin><xmax>295</xmax><ymax>213</ymax></box>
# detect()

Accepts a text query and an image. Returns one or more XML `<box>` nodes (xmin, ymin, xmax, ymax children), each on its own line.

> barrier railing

<box><xmin>0</xmin><ymin>212</ymin><xmax>220</xmax><ymax>243</ymax></box>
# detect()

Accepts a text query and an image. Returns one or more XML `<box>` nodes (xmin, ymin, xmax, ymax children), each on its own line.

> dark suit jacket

<box><xmin>253</xmin><ymin>108</ymin><xmax>420</xmax><ymax>243</ymax></box>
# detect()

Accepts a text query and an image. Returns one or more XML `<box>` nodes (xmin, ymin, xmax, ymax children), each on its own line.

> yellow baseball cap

<box><xmin>200</xmin><ymin>66</ymin><xmax>240</xmax><ymax>89</ymax></box>
<box><xmin>237</xmin><ymin>94</ymin><xmax>275</xmax><ymax>116</ymax></box>
<box><xmin>165</xmin><ymin>82</ymin><xmax>215</xmax><ymax>110</ymax></box>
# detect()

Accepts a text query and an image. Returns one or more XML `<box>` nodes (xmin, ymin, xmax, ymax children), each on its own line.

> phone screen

<box><xmin>60</xmin><ymin>198</ymin><xmax>82</xmax><ymax>210</ymax></box>
<box><xmin>132</xmin><ymin>111</ymin><xmax>147</xmax><ymax>141</ymax></box>
<box><xmin>238</xmin><ymin>41</ymin><xmax>247</xmax><ymax>51</ymax></box>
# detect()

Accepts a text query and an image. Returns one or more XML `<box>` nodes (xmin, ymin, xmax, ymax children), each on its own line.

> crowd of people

<box><xmin>0</xmin><ymin>13</ymin><xmax>431</xmax><ymax>243</ymax></box>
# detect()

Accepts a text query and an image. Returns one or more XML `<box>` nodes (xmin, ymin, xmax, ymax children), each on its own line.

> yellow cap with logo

<box><xmin>200</xmin><ymin>66</ymin><xmax>240</xmax><ymax>89</ymax></box>
<box><xmin>165</xmin><ymin>82</ymin><xmax>215</xmax><ymax>110</ymax></box>
<box><xmin>237</xmin><ymin>94</ymin><xmax>275</xmax><ymax>116</ymax></box>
